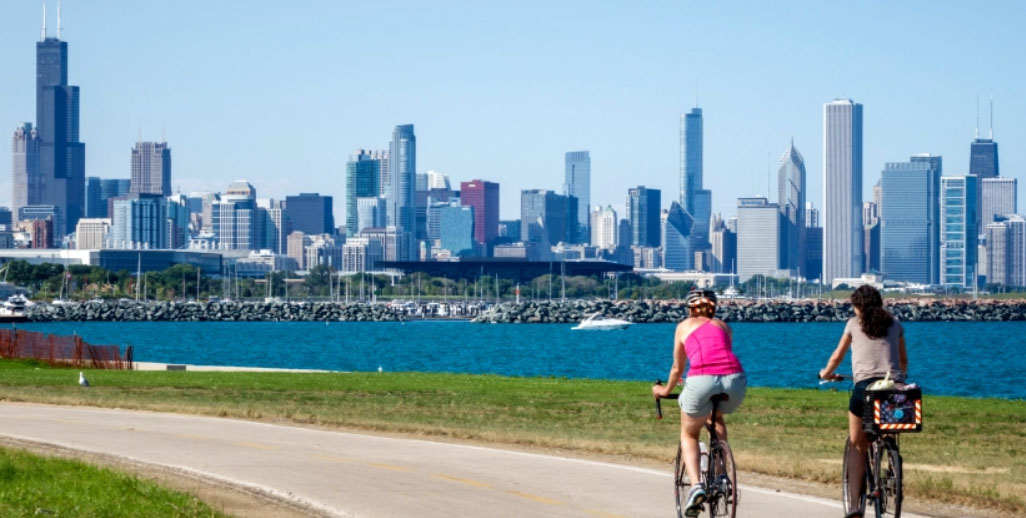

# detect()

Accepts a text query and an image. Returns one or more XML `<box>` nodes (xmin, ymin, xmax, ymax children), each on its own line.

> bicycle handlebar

<box><xmin>817</xmin><ymin>373</ymin><xmax>852</xmax><ymax>385</ymax></box>
<box><xmin>653</xmin><ymin>380</ymin><xmax>680</xmax><ymax>419</ymax></box>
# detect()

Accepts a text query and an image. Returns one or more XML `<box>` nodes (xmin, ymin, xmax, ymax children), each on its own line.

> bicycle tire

<box><xmin>708</xmin><ymin>441</ymin><xmax>737</xmax><ymax>518</ymax></box>
<box><xmin>842</xmin><ymin>438</ymin><xmax>869</xmax><ymax>515</ymax></box>
<box><xmin>873</xmin><ymin>437</ymin><xmax>902</xmax><ymax>518</ymax></box>
<box><xmin>674</xmin><ymin>443</ymin><xmax>692</xmax><ymax>518</ymax></box>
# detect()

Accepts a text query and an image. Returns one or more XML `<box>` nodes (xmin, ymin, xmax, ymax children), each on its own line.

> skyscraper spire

<box><xmin>989</xmin><ymin>94</ymin><xmax>994</xmax><ymax>139</ymax></box>
<box><xmin>41</xmin><ymin>2</ymin><xmax>46</xmax><ymax>41</ymax></box>
<box><xmin>57</xmin><ymin>0</ymin><xmax>62</xmax><ymax>40</ymax></box>
<box><xmin>975</xmin><ymin>95</ymin><xmax>979</xmax><ymax>139</ymax></box>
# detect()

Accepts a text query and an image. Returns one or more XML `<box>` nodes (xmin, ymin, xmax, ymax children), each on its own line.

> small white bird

<box><xmin>78</xmin><ymin>372</ymin><xmax>90</xmax><ymax>388</ymax></box>
<box><xmin>377</xmin><ymin>366</ymin><xmax>383</xmax><ymax>373</ymax></box>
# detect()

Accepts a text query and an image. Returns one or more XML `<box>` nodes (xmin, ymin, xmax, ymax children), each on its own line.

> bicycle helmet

<box><xmin>685</xmin><ymin>287</ymin><xmax>717</xmax><ymax>308</ymax></box>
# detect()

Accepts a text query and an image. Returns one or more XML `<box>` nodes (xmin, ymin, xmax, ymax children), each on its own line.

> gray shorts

<box><xmin>679</xmin><ymin>373</ymin><xmax>747</xmax><ymax>417</ymax></box>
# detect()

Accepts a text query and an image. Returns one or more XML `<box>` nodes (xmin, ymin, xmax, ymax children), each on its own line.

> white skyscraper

<box><xmin>590</xmin><ymin>205</ymin><xmax>618</xmax><ymax>250</ymax></box>
<box><xmin>823</xmin><ymin>99</ymin><xmax>864</xmax><ymax>283</ymax></box>
<box><xmin>736</xmin><ymin>197</ymin><xmax>781</xmax><ymax>281</ymax></box>
<box><xmin>981</xmin><ymin>177</ymin><xmax>1017</xmax><ymax>228</ymax></box>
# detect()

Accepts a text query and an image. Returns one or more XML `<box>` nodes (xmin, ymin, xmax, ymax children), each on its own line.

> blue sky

<box><xmin>1</xmin><ymin>1</ymin><xmax>1023</xmax><ymax>223</ymax></box>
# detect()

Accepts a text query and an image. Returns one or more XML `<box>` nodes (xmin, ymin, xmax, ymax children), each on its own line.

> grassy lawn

<box><xmin>0</xmin><ymin>443</ymin><xmax>229</xmax><ymax>518</ymax></box>
<box><xmin>1</xmin><ymin>359</ymin><xmax>1024</xmax><ymax>515</ymax></box>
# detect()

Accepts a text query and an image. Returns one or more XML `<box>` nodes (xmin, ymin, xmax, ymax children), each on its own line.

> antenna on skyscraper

<box><xmin>989</xmin><ymin>94</ymin><xmax>994</xmax><ymax>139</ymax></box>
<box><xmin>767</xmin><ymin>151</ymin><xmax>771</xmax><ymax>200</ymax></box>
<box><xmin>41</xmin><ymin>2</ymin><xmax>46</xmax><ymax>41</ymax></box>
<box><xmin>57</xmin><ymin>0</ymin><xmax>62</xmax><ymax>40</ymax></box>
<box><xmin>975</xmin><ymin>95</ymin><xmax>980</xmax><ymax>139</ymax></box>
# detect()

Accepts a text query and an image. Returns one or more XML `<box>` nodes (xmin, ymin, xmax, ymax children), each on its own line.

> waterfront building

<box><xmin>286</xmin><ymin>193</ymin><xmax>334</xmax><ymax>235</ymax></box>
<box><xmin>346</xmin><ymin>150</ymin><xmax>382</xmax><ymax>237</ymax></box>
<box><xmin>520</xmin><ymin>190</ymin><xmax>575</xmax><ymax>248</ymax></box>
<box><xmin>823</xmin><ymin>99</ymin><xmax>864</xmax><ymax>283</ymax></box>
<box><xmin>662</xmin><ymin>202</ymin><xmax>694</xmax><ymax>271</ymax></box>
<box><xmin>880</xmin><ymin>156</ymin><xmax>941</xmax><ymax>284</ymax></box>
<box><xmin>342</xmin><ymin>237</ymin><xmax>383</xmax><ymax>273</ymax></box>
<box><xmin>940</xmin><ymin>175</ymin><xmax>978</xmax><ymax>288</ymax></box>
<box><xmin>981</xmin><ymin>177</ymin><xmax>1017</xmax><ymax>227</ymax></box>
<box><xmin>627</xmin><ymin>186</ymin><xmax>661</xmax><ymax>248</ymax></box>
<box><xmin>12</xmin><ymin>123</ymin><xmax>42</xmax><ymax>219</ymax></box>
<box><xmin>388</xmin><ymin>125</ymin><xmax>416</xmax><ymax>259</ymax></box>
<box><xmin>130</xmin><ymin>141</ymin><xmax>171</xmax><ymax>196</ymax></box>
<box><xmin>109</xmin><ymin>193</ymin><xmax>167</xmax><ymax>249</ymax></box>
<box><xmin>564</xmin><ymin>151</ymin><xmax>590</xmax><ymax>243</ymax></box>
<box><xmin>460</xmin><ymin>180</ymin><xmax>499</xmax><ymax>249</ymax></box>
<box><xmin>75</xmin><ymin>218</ymin><xmax>110</xmax><ymax>249</ymax></box>
<box><xmin>33</xmin><ymin>14</ymin><xmax>86</xmax><ymax>235</ymax></box>
<box><xmin>778</xmin><ymin>141</ymin><xmax>806</xmax><ymax>276</ymax></box>
<box><xmin>590</xmin><ymin>205</ymin><xmax>618</xmax><ymax>250</ymax></box>
<box><xmin>736</xmin><ymin>197</ymin><xmax>783</xmax><ymax>282</ymax></box>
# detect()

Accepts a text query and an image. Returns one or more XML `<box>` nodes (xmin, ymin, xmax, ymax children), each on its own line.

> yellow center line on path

<box><xmin>369</xmin><ymin>462</ymin><xmax>412</xmax><ymax>472</ymax></box>
<box><xmin>506</xmin><ymin>490</ymin><xmax>563</xmax><ymax>506</ymax></box>
<box><xmin>433</xmin><ymin>473</ymin><xmax>491</xmax><ymax>488</ymax></box>
<box><xmin>313</xmin><ymin>454</ymin><xmax>354</xmax><ymax>463</ymax></box>
<box><xmin>585</xmin><ymin>510</ymin><xmax>628</xmax><ymax>518</ymax></box>
<box><xmin>236</xmin><ymin>441</ymin><xmax>279</xmax><ymax>451</ymax></box>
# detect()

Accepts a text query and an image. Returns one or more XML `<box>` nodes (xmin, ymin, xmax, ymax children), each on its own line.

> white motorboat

<box><xmin>0</xmin><ymin>294</ymin><xmax>33</xmax><ymax>322</ymax></box>
<box><xmin>572</xmin><ymin>312</ymin><xmax>632</xmax><ymax>331</ymax></box>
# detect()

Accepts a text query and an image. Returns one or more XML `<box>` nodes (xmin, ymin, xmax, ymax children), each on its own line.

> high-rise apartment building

<box><xmin>590</xmin><ymin>206</ymin><xmax>618</xmax><ymax>250</ymax></box>
<box><xmin>346</xmin><ymin>150</ymin><xmax>383</xmax><ymax>237</ymax></box>
<box><xmin>75</xmin><ymin>218</ymin><xmax>110</xmax><ymax>249</ymax></box>
<box><xmin>981</xmin><ymin>177</ymin><xmax>1017</xmax><ymax>227</ymax></box>
<box><xmin>388</xmin><ymin>125</ymin><xmax>416</xmax><ymax>259</ymax></box>
<box><xmin>32</xmin><ymin>12</ymin><xmax>86</xmax><ymax>235</ymax></box>
<box><xmin>880</xmin><ymin>156</ymin><xmax>941</xmax><ymax>284</ymax></box>
<box><xmin>564</xmin><ymin>151</ymin><xmax>590</xmax><ymax>243</ymax></box>
<box><xmin>460</xmin><ymin>180</ymin><xmax>499</xmax><ymax>249</ymax></box>
<box><xmin>940</xmin><ymin>175</ymin><xmax>978</xmax><ymax>288</ymax></box>
<box><xmin>736</xmin><ymin>197</ymin><xmax>782</xmax><ymax>281</ymax></box>
<box><xmin>130</xmin><ymin>141</ymin><xmax>171</xmax><ymax>196</ymax></box>
<box><xmin>662</xmin><ymin>202</ymin><xmax>694</xmax><ymax>271</ymax></box>
<box><xmin>823</xmin><ymin>99</ymin><xmax>864</xmax><ymax>283</ymax></box>
<box><xmin>11</xmin><ymin>123</ymin><xmax>42</xmax><ymax>219</ymax></box>
<box><xmin>627</xmin><ymin>186</ymin><xmax>661</xmax><ymax>248</ymax></box>
<box><xmin>286</xmin><ymin>193</ymin><xmax>334</xmax><ymax>235</ymax></box>
<box><xmin>778</xmin><ymin>141</ymin><xmax>806</xmax><ymax>276</ymax></box>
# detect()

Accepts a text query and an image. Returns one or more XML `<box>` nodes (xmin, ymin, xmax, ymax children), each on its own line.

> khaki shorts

<box><xmin>679</xmin><ymin>373</ymin><xmax>747</xmax><ymax>417</ymax></box>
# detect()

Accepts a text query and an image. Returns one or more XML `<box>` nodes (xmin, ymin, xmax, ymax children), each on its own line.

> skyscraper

<box><xmin>460</xmin><ymin>180</ymin><xmax>499</xmax><ymax>249</ymax></box>
<box><xmin>388</xmin><ymin>125</ymin><xmax>416</xmax><ymax>259</ymax></box>
<box><xmin>590</xmin><ymin>206</ymin><xmax>618</xmax><ymax>250</ymax></box>
<box><xmin>940</xmin><ymin>175</ymin><xmax>978</xmax><ymax>288</ymax></box>
<box><xmin>777</xmin><ymin>141</ymin><xmax>806</xmax><ymax>277</ymax></box>
<box><xmin>85</xmin><ymin>176</ymin><xmax>102</xmax><ymax>218</ymax></box>
<box><xmin>564</xmin><ymin>151</ymin><xmax>590</xmax><ymax>243</ymax></box>
<box><xmin>823</xmin><ymin>99</ymin><xmax>864</xmax><ymax>283</ymax></box>
<box><xmin>662</xmin><ymin>202</ymin><xmax>694</xmax><ymax>271</ymax></box>
<box><xmin>627</xmin><ymin>186</ymin><xmax>661</xmax><ymax>248</ymax></box>
<box><xmin>346</xmin><ymin>150</ymin><xmax>382</xmax><ymax>237</ymax></box>
<box><xmin>286</xmin><ymin>193</ymin><xmax>334</xmax><ymax>235</ymax></box>
<box><xmin>109</xmin><ymin>193</ymin><xmax>167</xmax><ymax>249</ymax></box>
<box><xmin>736</xmin><ymin>197</ymin><xmax>782</xmax><ymax>281</ymax></box>
<box><xmin>520</xmin><ymin>189</ymin><xmax>574</xmax><ymax>248</ymax></box>
<box><xmin>680</xmin><ymin>108</ymin><xmax>709</xmax><ymax>250</ymax></box>
<box><xmin>34</xmin><ymin>7</ymin><xmax>86</xmax><ymax>235</ymax></box>
<box><xmin>879</xmin><ymin>155</ymin><xmax>941</xmax><ymax>285</ymax></box>
<box><xmin>12</xmin><ymin>123</ymin><xmax>42</xmax><ymax>219</ymax></box>
<box><xmin>130</xmin><ymin>141</ymin><xmax>171</xmax><ymax>196</ymax></box>
<box><xmin>970</xmin><ymin>101</ymin><xmax>999</xmax><ymax>230</ymax></box>
<box><xmin>981</xmin><ymin>177</ymin><xmax>1017</xmax><ymax>227</ymax></box>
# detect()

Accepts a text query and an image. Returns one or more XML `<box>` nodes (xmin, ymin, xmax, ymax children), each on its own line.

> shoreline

<box><xmin>132</xmin><ymin>361</ymin><xmax>336</xmax><ymax>373</ymax></box>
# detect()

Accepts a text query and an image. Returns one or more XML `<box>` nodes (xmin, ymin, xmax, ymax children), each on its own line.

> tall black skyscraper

<box><xmin>33</xmin><ymin>5</ymin><xmax>85</xmax><ymax>235</ymax></box>
<box><xmin>970</xmin><ymin>99</ymin><xmax>999</xmax><ymax>229</ymax></box>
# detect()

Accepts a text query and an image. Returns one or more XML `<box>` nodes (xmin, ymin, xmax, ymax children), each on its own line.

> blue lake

<box><xmin>8</xmin><ymin>320</ymin><xmax>1023</xmax><ymax>399</ymax></box>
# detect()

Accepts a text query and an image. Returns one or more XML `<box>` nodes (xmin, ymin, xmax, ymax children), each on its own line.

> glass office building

<box><xmin>940</xmin><ymin>175</ymin><xmax>978</xmax><ymax>288</ymax></box>
<box><xmin>880</xmin><ymin>155</ymin><xmax>941</xmax><ymax>284</ymax></box>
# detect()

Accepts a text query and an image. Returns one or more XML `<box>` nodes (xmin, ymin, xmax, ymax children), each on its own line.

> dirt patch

<box><xmin>0</xmin><ymin>437</ymin><xmax>328</xmax><ymax>518</ymax></box>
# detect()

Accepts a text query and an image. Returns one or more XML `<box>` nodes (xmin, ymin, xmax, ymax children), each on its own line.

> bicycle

<box><xmin>655</xmin><ymin>380</ymin><xmax>738</xmax><ymax>518</ymax></box>
<box><xmin>820</xmin><ymin>374</ymin><xmax>912</xmax><ymax>518</ymax></box>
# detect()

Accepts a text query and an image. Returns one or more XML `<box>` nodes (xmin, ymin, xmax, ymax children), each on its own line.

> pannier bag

<box><xmin>863</xmin><ymin>386</ymin><xmax>922</xmax><ymax>433</ymax></box>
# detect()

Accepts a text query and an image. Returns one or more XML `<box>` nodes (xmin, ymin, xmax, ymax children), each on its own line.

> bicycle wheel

<box><xmin>873</xmin><ymin>437</ymin><xmax>902</xmax><ymax>518</ymax></box>
<box><xmin>842</xmin><ymin>438</ymin><xmax>868</xmax><ymax>516</ymax></box>
<box><xmin>674</xmin><ymin>443</ymin><xmax>692</xmax><ymax>518</ymax></box>
<box><xmin>708</xmin><ymin>442</ymin><xmax>737</xmax><ymax>518</ymax></box>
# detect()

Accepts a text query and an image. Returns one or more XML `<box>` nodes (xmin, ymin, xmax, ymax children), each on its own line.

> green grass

<box><xmin>0</xmin><ymin>444</ymin><xmax>229</xmax><ymax>518</ymax></box>
<box><xmin>1</xmin><ymin>359</ymin><xmax>1024</xmax><ymax>515</ymax></box>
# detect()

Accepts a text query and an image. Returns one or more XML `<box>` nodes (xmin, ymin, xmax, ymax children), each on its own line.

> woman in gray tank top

<box><xmin>819</xmin><ymin>285</ymin><xmax>908</xmax><ymax>518</ymax></box>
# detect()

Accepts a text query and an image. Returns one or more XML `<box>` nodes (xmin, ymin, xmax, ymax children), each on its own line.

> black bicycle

<box><xmin>655</xmin><ymin>380</ymin><xmax>738</xmax><ymax>518</ymax></box>
<box><xmin>820</xmin><ymin>374</ymin><xmax>912</xmax><ymax>518</ymax></box>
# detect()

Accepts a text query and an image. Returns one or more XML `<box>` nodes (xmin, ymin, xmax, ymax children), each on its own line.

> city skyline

<box><xmin>2</xmin><ymin>2</ymin><xmax>1024</xmax><ymax>225</ymax></box>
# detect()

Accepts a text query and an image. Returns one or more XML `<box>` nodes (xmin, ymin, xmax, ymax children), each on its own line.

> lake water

<box><xmin>8</xmin><ymin>320</ymin><xmax>1022</xmax><ymax>399</ymax></box>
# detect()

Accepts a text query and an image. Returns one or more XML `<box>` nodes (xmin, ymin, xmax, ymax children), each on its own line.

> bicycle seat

<box><xmin>711</xmin><ymin>393</ymin><xmax>730</xmax><ymax>403</ymax></box>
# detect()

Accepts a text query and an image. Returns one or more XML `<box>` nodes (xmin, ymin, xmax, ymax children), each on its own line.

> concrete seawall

<box><xmin>471</xmin><ymin>299</ymin><xmax>1026</xmax><ymax>323</ymax></box>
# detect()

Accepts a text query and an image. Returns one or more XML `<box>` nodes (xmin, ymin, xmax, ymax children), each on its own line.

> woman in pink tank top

<box><xmin>652</xmin><ymin>288</ymin><xmax>747</xmax><ymax>515</ymax></box>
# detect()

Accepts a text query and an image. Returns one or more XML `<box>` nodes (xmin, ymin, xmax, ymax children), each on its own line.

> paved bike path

<box><xmin>0</xmin><ymin>403</ymin><xmax>926</xmax><ymax>518</ymax></box>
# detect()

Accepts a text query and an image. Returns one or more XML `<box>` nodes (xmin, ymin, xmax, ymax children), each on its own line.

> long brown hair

<box><xmin>850</xmin><ymin>285</ymin><xmax>893</xmax><ymax>338</ymax></box>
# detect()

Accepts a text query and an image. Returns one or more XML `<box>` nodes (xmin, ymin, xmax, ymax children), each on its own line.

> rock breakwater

<box><xmin>472</xmin><ymin>299</ymin><xmax>1026</xmax><ymax>324</ymax></box>
<box><xmin>26</xmin><ymin>301</ymin><xmax>406</xmax><ymax>322</ymax></box>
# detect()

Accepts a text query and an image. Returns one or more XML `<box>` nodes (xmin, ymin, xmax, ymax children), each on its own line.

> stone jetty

<box><xmin>26</xmin><ymin>301</ymin><xmax>406</xmax><ymax>322</ymax></box>
<box><xmin>471</xmin><ymin>299</ymin><xmax>1026</xmax><ymax>324</ymax></box>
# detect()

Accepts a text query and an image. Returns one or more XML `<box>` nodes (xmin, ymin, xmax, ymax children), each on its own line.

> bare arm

<box><xmin>653</xmin><ymin>322</ymin><xmax>689</xmax><ymax>398</ymax></box>
<box><xmin>898</xmin><ymin>332</ymin><xmax>908</xmax><ymax>377</ymax></box>
<box><xmin>820</xmin><ymin>333</ymin><xmax>852</xmax><ymax>379</ymax></box>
